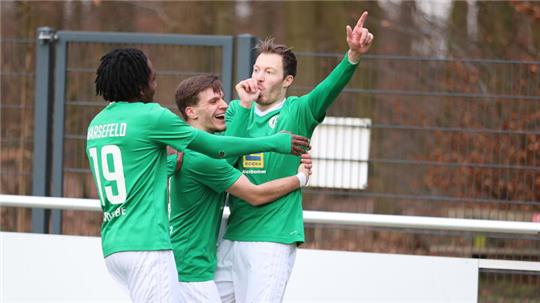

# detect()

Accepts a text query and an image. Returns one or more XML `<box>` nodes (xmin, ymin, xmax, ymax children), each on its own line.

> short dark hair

<box><xmin>255</xmin><ymin>37</ymin><xmax>297</xmax><ymax>78</ymax></box>
<box><xmin>95</xmin><ymin>48</ymin><xmax>151</xmax><ymax>102</ymax></box>
<box><xmin>175</xmin><ymin>74</ymin><xmax>223</xmax><ymax>120</ymax></box>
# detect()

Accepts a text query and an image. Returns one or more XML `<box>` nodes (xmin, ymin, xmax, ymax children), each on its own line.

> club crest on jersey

<box><xmin>269</xmin><ymin>115</ymin><xmax>279</xmax><ymax>129</ymax></box>
<box><xmin>243</xmin><ymin>153</ymin><xmax>264</xmax><ymax>168</ymax></box>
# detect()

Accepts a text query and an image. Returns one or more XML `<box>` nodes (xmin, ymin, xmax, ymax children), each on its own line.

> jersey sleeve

<box><xmin>150</xmin><ymin>108</ymin><xmax>199</xmax><ymax>151</ymax></box>
<box><xmin>189</xmin><ymin>154</ymin><xmax>243</xmax><ymax>194</ymax></box>
<box><xmin>150</xmin><ymin>106</ymin><xmax>292</xmax><ymax>158</ymax></box>
<box><xmin>302</xmin><ymin>54</ymin><xmax>358</xmax><ymax>122</ymax></box>
<box><xmin>188</xmin><ymin>128</ymin><xmax>291</xmax><ymax>158</ymax></box>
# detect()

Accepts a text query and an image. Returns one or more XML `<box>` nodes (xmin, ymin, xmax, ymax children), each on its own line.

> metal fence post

<box><xmin>235</xmin><ymin>34</ymin><xmax>258</xmax><ymax>98</ymax></box>
<box><xmin>32</xmin><ymin>27</ymin><xmax>56</xmax><ymax>233</ymax></box>
<box><xmin>221</xmin><ymin>38</ymin><xmax>234</xmax><ymax>101</ymax></box>
<box><xmin>50</xmin><ymin>35</ymin><xmax>69</xmax><ymax>235</ymax></box>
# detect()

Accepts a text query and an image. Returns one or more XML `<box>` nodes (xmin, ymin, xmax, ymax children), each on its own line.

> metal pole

<box><xmin>235</xmin><ymin>34</ymin><xmax>258</xmax><ymax>99</ymax></box>
<box><xmin>32</xmin><ymin>27</ymin><xmax>56</xmax><ymax>233</ymax></box>
<box><xmin>221</xmin><ymin>37</ymin><xmax>234</xmax><ymax>101</ymax></box>
<box><xmin>50</xmin><ymin>34</ymin><xmax>68</xmax><ymax>235</ymax></box>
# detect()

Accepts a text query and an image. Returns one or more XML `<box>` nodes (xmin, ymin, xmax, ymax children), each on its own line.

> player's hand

<box><xmin>280</xmin><ymin>131</ymin><xmax>310</xmax><ymax>156</ymax></box>
<box><xmin>300</xmin><ymin>153</ymin><xmax>313</xmax><ymax>170</ymax></box>
<box><xmin>346</xmin><ymin>11</ymin><xmax>374</xmax><ymax>62</ymax></box>
<box><xmin>235</xmin><ymin>78</ymin><xmax>260</xmax><ymax>108</ymax></box>
<box><xmin>167</xmin><ymin>146</ymin><xmax>184</xmax><ymax>172</ymax></box>
<box><xmin>175</xmin><ymin>152</ymin><xmax>184</xmax><ymax>173</ymax></box>
<box><xmin>298</xmin><ymin>153</ymin><xmax>312</xmax><ymax>186</ymax></box>
<box><xmin>166</xmin><ymin>146</ymin><xmax>177</xmax><ymax>155</ymax></box>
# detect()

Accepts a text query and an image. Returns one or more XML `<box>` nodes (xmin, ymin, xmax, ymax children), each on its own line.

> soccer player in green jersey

<box><xmin>168</xmin><ymin>74</ymin><xmax>312</xmax><ymax>303</ymax></box>
<box><xmin>86</xmin><ymin>48</ymin><xmax>309</xmax><ymax>302</ymax></box>
<box><xmin>214</xmin><ymin>12</ymin><xmax>374</xmax><ymax>302</ymax></box>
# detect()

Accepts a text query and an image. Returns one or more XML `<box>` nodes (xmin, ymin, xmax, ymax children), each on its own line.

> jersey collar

<box><xmin>254</xmin><ymin>98</ymin><xmax>286</xmax><ymax>117</ymax></box>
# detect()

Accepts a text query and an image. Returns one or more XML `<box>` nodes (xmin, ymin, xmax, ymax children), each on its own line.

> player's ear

<box><xmin>185</xmin><ymin>106</ymin><xmax>198</xmax><ymax>120</ymax></box>
<box><xmin>139</xmin><ymin>86</ymin><xmax>145</xmax><ymax>98</ymax></box>
<box><xmin>283</xmin><ymin>75</ymin><xmax>294</xmax><ymax>89</ymax></box>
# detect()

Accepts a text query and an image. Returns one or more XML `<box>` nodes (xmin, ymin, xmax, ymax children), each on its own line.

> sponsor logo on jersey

<box><xmin>243</xmin><ymin>153</ymin><xmax>264</xmax><ymax>168</ymax></box>
<box><xmin>269</xmin><ymin>115</ymin><xmax>279</xmax><ymax>129</ymax></box>
<box><xmin>242</xmin><ymin>169</ymin><xmax>266</xmax><ymax>174</ymax></box>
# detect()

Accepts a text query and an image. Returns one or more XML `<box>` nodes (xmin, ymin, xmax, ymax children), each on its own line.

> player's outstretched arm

<box><xmin>227</xmin><ymin>153</ymin><xmax>312</xmax><ymax>206</ymax></box>
<box><xmin>305</xmin><ymin>11</ymin><xmax>374</xmax><ymax>122</ymax></box>
<box><xmin>187</xmin><ymin>128</ymin><xmax>310</xmax><ymax>159</ymax></box>
<box><xmin>153</xmin><ymin>108</ymin><xmax>309</xmax><ymax>159</ymax></box>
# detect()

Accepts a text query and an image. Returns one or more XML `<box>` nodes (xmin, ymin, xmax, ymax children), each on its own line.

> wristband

<box><xmin>347</xmin><ymin>50</ymin><xmax>361</xmax><ymax>65</ymax></box>
<box><xmin>295</xmin><ymin>172</ymin><xmax>308</xmax><ymax>187</ymax></box>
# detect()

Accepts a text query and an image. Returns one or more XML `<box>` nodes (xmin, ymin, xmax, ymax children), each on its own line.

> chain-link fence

<box><xmin>293</xmin><ymin>52</ymin><xmax>540</xmax><ymax>302</ymax></box>
<box><xmin>1</xmin><ymin>35</ymin><xmax>539</xmax><ymax>301</ymax></box>
<box><xmin>1</xmin><ymin>37</ymin><xmax>35</xmax><ymax>232</ymax></box>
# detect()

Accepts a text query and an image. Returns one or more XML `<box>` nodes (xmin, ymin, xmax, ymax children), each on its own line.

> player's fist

<box><xmin>278</xmin><ymin>130</ymin><xmax>311</xmax><ymax>156</ymax></box>
<box><xmin>235</xmin><ymin>78</ymin><xmax>260</xmax><ymax>108</ymax></box>
<box><xmin>300</xmin><ymin>153</ymin><xmax>313</xmax><ymax>171</ymax></box>
<box><xmin>298</xmin><ymin>153</ymin><xmax>312</xmax><ymax>186</ymax></box>
<box><xmin>346</xmin><ymin>11</ymin><xmax>374</xmax><ymax>62</ymax></box>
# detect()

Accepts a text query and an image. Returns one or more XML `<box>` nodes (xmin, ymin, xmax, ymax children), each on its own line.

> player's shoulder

<box><xmin>285</xmin><ymin>96</ymin><xmax>301</xmax><ymax>103</ymax></box>
<box><xmin>283</xmin><ymin>96</ymin><xmax>304</xmax><ymax>110</ymax></box>
<box><xmin>143</xmin><ymin>102</ymin><xmax>172</xmax><ymax>114</ymax></box>
<box><xmin>127</xmin><ymin>101</ymin><xmax>172</xmax><ymax>115</ymax></box>
<box><xmin>229</xmin><ymin>99</ymin><xmax>241</xmax><ymax>106</ymax></box>
<box><xmin>227</xmin><ymin>99</ymin><xmax>241</xmax><ymax>111</ymax></box>
<box><xmin>103</xmin><ymin>101</ymin><xmax>170</xmax><ymax>118</ymax></box>
<box><xmin>146</xmin><ymin>102</ymin><xmax>183</xmax><ymax>125</ymax></box>
<box><xmin>88</xmin><ymin>102</ymin><xmax>114</xmax><ymax>124</ymax></box>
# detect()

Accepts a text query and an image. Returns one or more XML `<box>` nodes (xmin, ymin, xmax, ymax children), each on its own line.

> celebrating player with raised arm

<box><xmin>85</xmin><ymin>48</ymin><xmax>309</xmax><ymax>302</ymax></box>
<box><xmin>215</xmin><ymin>12</ymin><xmax>374</xmax><ymax>302</ymax></box>
<box><xmin>167</xmin><ymin>74</ymin><xmax>312</xmax><ymax>303</ymax></box>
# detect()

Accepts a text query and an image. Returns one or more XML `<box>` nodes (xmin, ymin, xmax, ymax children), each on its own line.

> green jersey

<box><xmin>168</xmin><ymin>151</ymin><xmax>241</xmax><ymax>282</ymax></box>
<box><xmin>224</xmin><ymin>55</ymin><xmax>358</xmax><ymax>244</ymax></box>
<box><xmin>86</xmin><ymin>102</ymin><xmax>292</xmax><ymax>257</ymax></box>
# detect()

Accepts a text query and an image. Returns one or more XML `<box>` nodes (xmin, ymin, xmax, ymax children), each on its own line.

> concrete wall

<box><xmin>1</xmin><ymin>232</ymin><xmax>478</xmax><ymax>302</ymax></box>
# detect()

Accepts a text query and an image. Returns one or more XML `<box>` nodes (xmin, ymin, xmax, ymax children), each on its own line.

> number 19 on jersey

<box><xmin>88</xmin><ymin>145</ymin><xmax>127</xmax><ymax>206</ymax></box>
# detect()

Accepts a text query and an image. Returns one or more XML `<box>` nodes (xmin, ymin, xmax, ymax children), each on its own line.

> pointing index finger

<box><xmin>356</xmin><ymin>11</ymin><xmax>368</xmax><ymax>29</ymax></box>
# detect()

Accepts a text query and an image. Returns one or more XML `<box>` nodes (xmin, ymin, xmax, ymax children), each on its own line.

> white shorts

<box><xmin>105</xmin><ymin>250</ymin><xmax>179</xmax><ymax>303</ymax></box>
<box><xmin>214</xmin><ymin>240</ymin><xmax>296</xmax><ymax>303</ymax></box>
<box><xmin>178</xmin><ymin>280</ymin><xmax>221</xmax><ymax>303</ymax></box>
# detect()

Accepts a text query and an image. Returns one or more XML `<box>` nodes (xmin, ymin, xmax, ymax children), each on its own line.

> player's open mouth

<box><xmin>215</xmin><ymin>114</ymin><xmax>225</xmax><ymax>120</ymax></box>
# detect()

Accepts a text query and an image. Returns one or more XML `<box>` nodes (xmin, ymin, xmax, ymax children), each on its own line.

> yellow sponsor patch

<box><xmin>243</xmin><ymin>153</ymin><xmax>264</xmax><ymax>168</ymax></box>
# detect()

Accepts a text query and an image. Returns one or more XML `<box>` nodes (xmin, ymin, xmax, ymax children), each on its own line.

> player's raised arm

<box><xmin>304</xmin><ymin>11</ymin><xmax>374</xmax><ymax>122</ymax></box>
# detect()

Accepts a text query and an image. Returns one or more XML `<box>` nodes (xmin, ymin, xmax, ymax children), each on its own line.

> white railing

<box><xmin>1</xmin><ymin>194</ymin><xmax>539</xmax><ymax>275</ymax></box>
<box><xmin>1</xmin><ymin>194</ymin><xmax>539</xmax><ymax>235</ymax></box>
